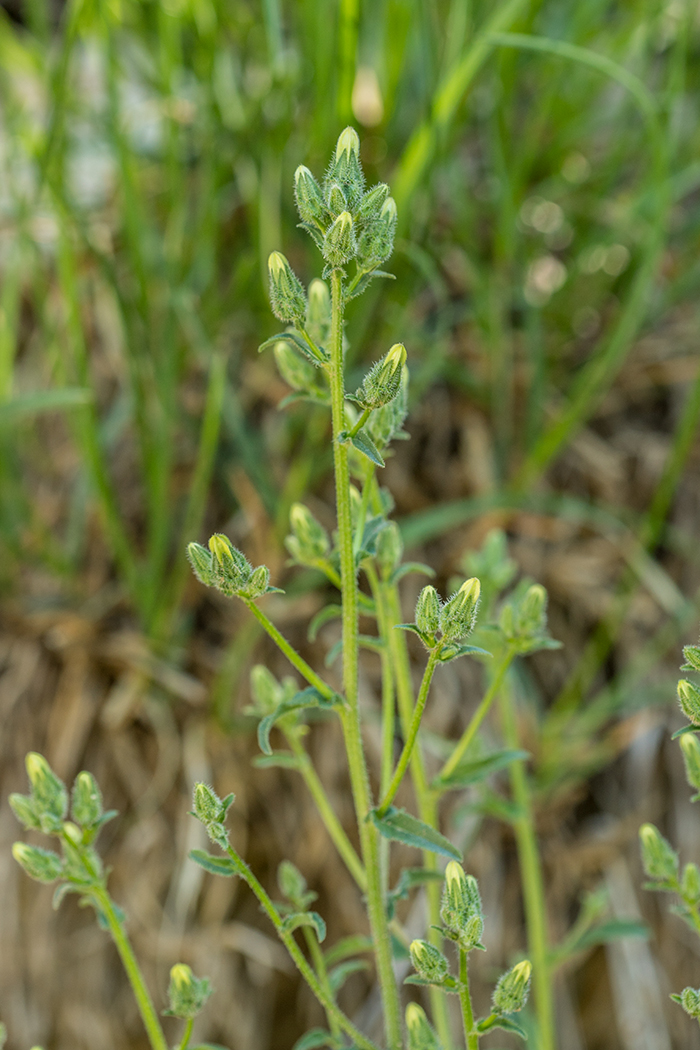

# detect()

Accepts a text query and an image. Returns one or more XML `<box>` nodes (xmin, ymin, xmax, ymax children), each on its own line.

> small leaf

<box><xmin>292</xmin><ymin>1030</ymin><xmax>334</xmax><ymax>1050</ymax></box>
<box><xmin>189</xmin><ymin>849</ymin><xmax>239</xmax><ymax>878</ymax></box>
<box><xmin>477</xmin><ymin>1016</ymin><xmax>527</xmax><ymax>1039</ymax></box>
<box><xmin>324</xmin><ymin>934</ymin><xmax>374</xmax><ymax>966</ymax></box>
<box><xmin>671</xmin><ymin>724</ymin><xmax>700</xmax><ymax>740</ymax></box>
<box><xmin>391</xmin><ymin>562</ymin><xmax>435</xmax><ymax>583</ymax></box>
<box><xmin>387</xmin><ymin>867</ymin><xmax>444</xmax><ymax>918</ymax></box>
<box><xmin>434</xmin><ymin>749</ymin><xmax>530</xmax><ymax>790</ymax></box>
<box><xmin>393</xmin><ymin>623</ymin><xmax>428</xmax><ymax>641</ymax></box>
<box><xmin>258</xmin><ymin>688</ymin><xmax>333</xmax><ymax>755</ymax></box>
<box><xmin>350</xmin><ymin>430</ymin><xmax>385</xmax><ymax>467</ymax></box>
<box><xmin>438</xmin><ymin>643</ymin><xmax>492</xmax><ymax>663</ymax></box>
<box><xmin>284</xmin><ymin>911</ymin><xmax>327</xmax><ymax>943</ymax></box>
<box><xmin>253</xmin><ymin>752</ymin><xmax>302</xmax><ymax>770</ymax></box>
<box><xmin>328</xmin><ymin>958</ymin><xmax>368</xmax><ymax>995</ymax></box>
<box><xmin>258</xmin><ymin>331</ymin><xmax>327</xmax><ymax>365</ymax></box>
<box><xmin>572</xmin><ymin>919</ymin><xmax>649</xmax><ymax>953</ymax></box>
<box><xmin>308</xmin><ymin>604</ymin><xmax>343</xmax><ymax>642</ymax></box>
<box><xmin>325</xmin><ymin>639</ymin><xmax>343</xmax><ymax>667</ymax></box>
<box><xmin>370</xmin><ymin>806</ymin><xmax>461</xmax><ymax>860</ymax></box>
<box><xmin>404</xmin><ymin>974</ymin><xmax>458</xmax><ymax>991</ymax></box>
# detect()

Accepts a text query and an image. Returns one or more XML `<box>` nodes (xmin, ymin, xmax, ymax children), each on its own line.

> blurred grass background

<box><xmin>2</xmin><ymin>0</ymin><xmax>700</xmax><ymax>1047</ymax></box>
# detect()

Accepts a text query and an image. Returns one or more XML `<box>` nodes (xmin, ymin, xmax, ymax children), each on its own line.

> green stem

<box><xmin>365</xmin><ymin>565</ymin><xmax>396</xmax><ymax>799</ymax></box>
<box><xmin>303</xmin><ymin>925</ymin><xmax>340</xmax><ymax>1037</ymax></box>
<box><xmin>328</xmin><ymin>269</ymin><xmax>402</xmax><ymax>1050</ymax></box>
<box><xmin>92</xmin><ymin>886</ymin><xmax>169</xmax><ymax>1050</ymax></box>
<box><xmin>243</xmin><ymin>599</ymin><xmax>335</xmax><ymax>700</ymax></box>
<box><xmin>377</xmin><ymin>647</ymin><xmax>441</xmax><ymax>816</ymax></box>
<box><xmin>177</xmin><ymin>1018</ymin><xmax>193</xmax><ymax>1050</ymax></box>
<box><xmin>459</xmin><ymin>948</ymin><xmax>479</xmax><ymax>1050</ymax></box>
<box><xmin>286</xmin><ymin>728</ymin><xmax>367</xmax><ymax>890</ymax></box>
<box><xmin>499</xmin><ymin>681</ymin><xmax>555</xmax><ymax>1050</ymax></box>
<box><xmin>438</xmin><ymin>649</ymin><xmax>515</xmax><ymax>784</ymax></box>
<box><xmin>349</xmin><ymin>406</ymin><xmax>372</xmax><ymax>439</ymax></box>
<box><xmin>224</xmin><ymin>844</ymin><xmax>379</xmax><ymax>1050</ymax></box>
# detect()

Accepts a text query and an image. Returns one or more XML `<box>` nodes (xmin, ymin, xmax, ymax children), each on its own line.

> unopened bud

<box><xmin>335</xmin><ymin>126</ymin><xmax>360</xmax><ymax>162</ymax></box>
<box><xmin>286</xmin><ymin>503</ymin><xmax>330</xmax><ymax>564</ymax></box>
<box><xmin>677</xmin><ymin>986</ymin><xmax>700</xmax><ymax>1018</ymax></box>
<box><xmin>439</xmin><ymin>578</ymin><xmax>481</xmax><ymax>643</ymax></box>
<box><xmin>683</xmin><ymin>645</ymin><xmax>700</xmax><ymax>673</ymax></box>
<box><xmin>355</xmin><ymin>183</ymin><xmax>390</xmax><ymax>224</ymax></box>
<box><xmin>9</xmin><ymin>793</ymin><xmax>41</xmax><ymax>831</ymax></box>
<box><xmin>327</xmin><ymin>181</ymin><xmax>347</xmax><ymax>216</ymax></box>
<box><xmin>405</xmin><ymin>1002</ymin><xmax>440</xmax><ymax>1050</ymax></box>
<box><xmin>250</xmin><ymin>665</ymin><xmax>282</xmax><ymax>715</ymax></box>
<box><xmin>187</xmin><ymin>542</ymin><xmax>216</xmax><ymax>587</ymax></box>
<box><xmin>440</xmin><ymin>862</ymin><xmax>484</xmax><ymax>950</ymax></box>
<box><xmin>682</xmin><ymin>862</ymin><xmax>700</xmax><ymax>904</ymax></box>
<box><xmin>207</xmin><ymin>535</ymin><xmax>252</xmax><ymax>595</ymax></box>
<box><xmin>322</xmin><ymin>211</ymin><xmax>357</xmax><ymax>267</ymax></box>
<box><xmin>274</xmin><ymin>342</ymin><xmax>318</xmax><ymax>391</ymax></box>
<box><xmin>375</xmin><ymin>521</ymin><xmax>403</xmax><ymax>580</ymax></box>
<box><xmin>415</xmin><ymin>585</ymin><xmax>441</xmax><ymax>640</ymax></box>
<box><xmin>678</xmin><ymin>680</ymin><xmax>700</xmax><ymax>726</ymax></box>
<box><xmin>357</xmin><ymin>195</ymin><xmax>397</xmax><ymax>267</ymax></box>
<box><xmin>246</xmin><ymin>564</ymin><xmax>270</xmax><ymax>598</ymax></box>
<box><xmin>25</xmin><ymin>753</ymin><xmax>68</xmax><ymax>828</ymax></box>
<box><xmin>492</xmin><ymin>960</ymin><xmax>532</xmax><ymax>1014</ymax></box>
<box><xmin>71</xmin><ymin>771</ymin><xmax>103</xmax><ymax>828</ymax></box>
<box><xmin>639</xmin><ymin>823</ymin><xmax>678</xmax><ymax>882</ymax></box>
<box><xmin>307</xmin><ymin>278</ymin><xmax>330</xmax><ymax>326</ymax></box>
<box><xmin>409</xmin><ymin>940</ymin><xmax>449</xmax><ymax>984</ymax></box>
<box><xmin>268</xmin><ymin>251</ymin><xmax>307</xmax><ymax>325</ymax></box>
<box><xmin>12</xmin><ymin>842</ymin><xmax>63</xmax><ymax>883</ymax></box>
<box><xmin>294</xmin><ymin>165</ymin><xmax>327</xmax><ymax>227</ymax></box>
<box><xmin>193</xmin><ymin>782</ymin><xmax>227</xmax><ymax>825</ymax></box>
<box><xmin>166</xmin><ymin>963</ymin><xmax>212</xmax><ymax>1020</ymax></box>
<box><xmin>517</xmin><ymin>584</ymin><xmax>547</xmax><ymax>636</ymax></box>
<box><xmin>327</xmin><ymin>128</ymin><xmax>364</xmax><ymax>208</ymax></box>
<box><xmin>357</xmin><ymin>344</ymin><xmax>406</xmax><ymax>408</ymax></box>
<box><xmin>680</xmin><ymin>732</ymin><xmax>700</xmax><ymax>796</ymax></box>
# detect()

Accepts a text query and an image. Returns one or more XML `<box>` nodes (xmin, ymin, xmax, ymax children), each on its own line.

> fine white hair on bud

<box><xmin>335</xmin><ymin>126</ymin><xmax>360</xmax><ymax>161</ymax></box>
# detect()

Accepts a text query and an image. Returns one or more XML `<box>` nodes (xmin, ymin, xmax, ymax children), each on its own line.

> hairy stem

<box><xmin>177</xmin><ymin>1018</ymin><xmax>193</xmax><ymax>1050</ymax></box>
<box><xmin>459</xmin><ymin>947</ymin><xmax>479</xmax><ymax>1050</ymax></box>
<box><xmin>243</xmin><ymin>599</ymin><xmax>335</xmax><ymax>700</ymax></box>
<box><xmin>329</xmin><ymin>269</ymin><xmax>402</xmax><ymax>1050</ymax></box>
<box><xmin>303</xmin><ymin>925</ymin><xmax>340</xmax><ymax>1037</ymax></box>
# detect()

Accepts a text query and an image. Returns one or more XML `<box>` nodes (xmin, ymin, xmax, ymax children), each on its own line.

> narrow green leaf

<box><xmin>370</xmin><ymin>806</ymin><xmax>461</xmax><ymax>860</ymax></box>
<box><xmin>350</xmin><ymin>429</ymin><xmax>385</xmax><ymax>467</ymax></box>
<box><xmin>439</xmin><ymin>643</ymin><xmax>493</xmax><ymax>663</ymax></box>
<box><xmin>672</xmin><ymin>724</ymin><xmax>699</xmax><ymax>740</ymax></box>
<box><xmin>391</xmin><ymin>562</ymin><xmax>435</xmax><ymax>583</ymax></box>
<box><xmin>328</xmin><ymin>958</ymin><xmax>368</xmax><ymax>994</ymax></box>
<box><xmin>253</xmin><ymin>752</ymin><xmax>302</xmax><ymax>770</ymax></box>
<box><xmin>257</xmin><ymin>688</ymin><xmax>330</xmax><ymax>755</ymax></box>
<box><xmin>292</xmin><ymin>1030</ymin><xmax>334</xmax><ymax>1050</ymax></box>
<box><xmin>308</xmin><ymin>604</ymin><xmax>343</xmax><ymax>642</ymax></box>
<box><xmin>189</xmin><ymin>849</ymin><xmax>238</xmax><ymax>878</ymax></box>
<box><xmin>572</xmin><ymin>919</ymin><xmax>649</xmax><ymax>953</ymax></box>
<box><xmin>477</xmin><ymin>1015</ymin><xmax>527</xmax><ymax>1039</ymax></box>
<box><xmin>434</xmin><ymin>749</ymin><xmax>530</xmax><ymax>790</ymax></box>
<box><xmin>324</xmin><ymin>934</ymin><xmax>374</xmax><ymax>966</ymax></box>
<box><xmin>284</xmin><ymin>910</ymin><xmax>327</xmax><ymax>942</ymax></box>
<box><xmin>0</xmin><ymin>387</ymin><xmax>92</xmax><ymax>423</ymax></box>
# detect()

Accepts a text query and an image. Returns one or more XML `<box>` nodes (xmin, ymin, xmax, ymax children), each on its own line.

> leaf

<box><xmin>438</xmin><ymin>643</ymin><xmax>492</xmax><ymax>663</ymax></box>
<box><xmin>324</xmin><ymin>935</ymin><xmax>374</xmax><ymax>966</ymax></box>
<box><xmin>387</xmin><ymin>867</ymin><xmax>445</xmax><ymax>919</ymax></box>
<box><xmin>258</xmin><ymin>688</ymin><xmax>336</xmax><ymax>755</ymax></box>
<box><xmin>253</xmin><ymin>752</ymin><xmax>302</xmax><ymax>770</ymax></box>
<box><xmin>308</xmin><ymin>604</ymin><xmax>343</xmax><ymax>642</ymax></box>
<box><xmin>0</xmin><ymin>387</ymin><xmax>92</xmax><ymax>424</ymax></box>
<box><xmin>393</xmin><ymin>623</ymin><xmax>428</xmax><ymax>641</ymax></box>
<box><xmin>292</xmin><ymin>1030</ymin><xmax>334</xmax><ymax>1050</ymax></box>
<box><xmin>572</xmin><ymin>919</ymin><xmax>648</xmax><ymax>952</ymax></box>
<box><xmin>455</xmin><ymin>789</ymin><xmax>522</xmax><ymax>824</ymax></box>
<box><xmin>390</xmin><ymin>932</ymin><xmax>411</xmax><ymax>960</ymax></box>
<box><xmin>328</xmin><ymin>958</ymin><xmax>368</xmax><ymax>995</ymax></box>
<box><xmin>350</xmin><ymin>429</ymin><xmax>385</xmax><ymax>467</ymax></box>
<box><xmin>477</xmin><ymin>1016</ymin><xmax>527</xmax><ymax>1039</ymax></box>
<box><xmin>434</xmin><ymin>749</ymin><xmax>530</xmax><ymax>790</ymax></box>
<box><xmin>404</xmin><ymin>974</ymin><xmax>458</xmax><ymax>991</ymax></box>
<box><xmin>391</xmin><ymin>562</ymin><xmax>435</xmax><ymax>583</ymax></box>
<box><xmin>370</xmin><ymin>806</ymin><xmax>462</xmax><ymax>861</ymax></box>
<box><xmin>189</xmin><ymin>849</ymin><xmax>239</xmax><ymax>878</ymax></box>
<box><xmin>671</xmin><ymin>724</ymin><xmax>700</xmax><ymax>740</ymax></box>
<box><xmin>258</xmin><ymin>331</ymin><xmax>327</xmax><ymax>365</ymax></box>
<box><xmin>359</xmin><ymin>515</ymin><xmax>390</xmax><ymax>555</ymax></box>
<box><xmin>284</xmin><ymin>910</ymin><xmax>327</xmax><ymax>943</ymax></box>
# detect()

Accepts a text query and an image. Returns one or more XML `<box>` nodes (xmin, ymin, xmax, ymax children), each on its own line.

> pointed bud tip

<box><xmin>459</xmin><ymin>577</ymin><xmax>481</xmax><ymax>602</ymax></box>
<box><xmin>268</xmin><ymin>251</ymin><xmax>287</xmax><ymax>277</ymax></box>
<box><xmin>336</xmin><ymin>126</ymin><xmax>360</xmax><ymax>161</ymax></box>
<box><xmin>381</xmin><ymin>197</ymin><xmax>397</xmax><ymax>220</ymax></box>
<box><xmin>387</xmin><ymin>343</ymin><xmax>407</xmax><ymax>367</ymax></box>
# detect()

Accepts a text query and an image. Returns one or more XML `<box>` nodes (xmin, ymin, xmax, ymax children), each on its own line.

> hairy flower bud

<box><xmin>207</xmin><ymin>534</ymin><xmax>253</xmax><ymax>595</ymax></box>
<box><xmin>517</xmin><ymin>584</ymin><xmax>548</xmax><ymax>636</ymax></box>
<box><xmin>682</xmin><ymin>862</ymin><xmax>700</xmax><ymax>904</ymax></box>
<box><xmin>409</xmin><ymin>939</ymin><xmax>449</xmax><ymax>984</ymax></box>
<box><xmin>358</xmin><ymin>195</ymin><xmax>397</xmax><ymax>267</ymax></box>
<box><xmin>492</xmin><ymin>960</ymin><xmax>532</xmax><ymax>1014</ymax></box>
<box><xmin>71</xmin><ymin>771</ymin><xmax>103</xmax><ymax>828</ymax></box>
<box><xmin>307</xmin><ymin>278</ymin><xmax>331</xmax><ymax>332</ymax></box>
<box><xmin>682</xmin><ymin>645</ymin><xmax>700</xmax><ymax>673</ymax></box>
<box><xmin>12</xmin><ymin>842</ymin><xmax>63</xmax><ymax>883</ymax></box>
<box><xmin>326</xmin><ymin>127</ymin><xmax>364</xmax><ymax>209</ymax></box>
<box><xmin>680</xmin><ymin>732</ymin><xmax>700</xmax><ymax>797</ymax></box>
<box><xmin>440</xmin><ymin>862</ymin><xmax>484</xmax><ymax>950</ymax></box>
<box><xmin>375</xmin><ymin>521</ymin><xmax>403</xmax><ymax>580</ymax></box>
<box><xmin>326</xmin><ymin>181</ymin><xmax>347</xmax><ymax>216</ymax></box>
<box><xmin>9</xmin><ymin>792</ymin><xmax>41</xmax><ymax>831</ymax></box>
<box><xmin>25</xmin><ymin>753</ymin><xmax>67</xmax><ymax>830</ymax></box>
<box><xmin>439</xmin><ymin>578</ymin><xmax>481</xmax><ymax>643</ymax></box>
<box><xmin>355</xmin><ymin>183</ymin><xmax>390</xmax><ymax>224</ymax></box>
<box><xmin>286</xmin><ymin>503</ymin><xmax>330</xmax><ymax>564</ymax></box>
<box><xmin>639</xmin><ymin>823</ymin><xmax>678</xmax><ymax>882</ymax></box>
<box><xmin>268</xmin><ymin>251</ymin><xmax>307</xmax><ymax>325</ymax></box>
<box><xmin>405</xmin><ymin>1002</ymin><xmax>441</xmax><ymax>1050</ymax></box>
<box><xmin>678</xmin><ymin>679</ymin><xmax>700</xmax><ymax>726</ymax></box>
<box><xmin>294</xmin><ymin>165</ymin><xmax>327</xmax><ymax>228</ymax></box>
<box><xmin>356</xmin><ymin>343</ymin><xmax>407</xmax><ymax>408</ymax></box>
<box><xmin>322</xmin><ymin>211</ymin><xmax>357</xmax><ymax>267</ymax></box>
<box><xmin>246</xmin><ymin>565</ymin><xmax>270</xmax><ymax>598</ymax></box>
<box><xmin>166</xmin><ymin>963</ymin><xmax>212</xmax><ymax>1020</ymax></box>
<box><xmin>415</xmin><ymin>585</ymin><xmax>441</xmax><ymax>641</ymax></box>
<box><xmin>193</xmin><ymin>783</ymin><xmax>228</xmax><ymax>825</ymax></box>
<box><xmin>677</xmin><ymin>986</ymin><xmax>700</xmax><ymax>1018</ymax></box>
<box><xmin>274</xmin><ymin>342</ymin><xmax>318</xmax><ymax>391</ymax></box>
<box><xmin>186</xmin><ymin>542</ymin><xmax>216</xmax><ymax>586</ymax></box>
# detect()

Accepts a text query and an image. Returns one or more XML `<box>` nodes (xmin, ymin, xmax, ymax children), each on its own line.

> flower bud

<box><xmin>207</xmin><ymin>534</ymin><xmax>253</xmax><ymax>595</ymax></box>
<box><xmin>355</xmin><ymin>183</ymin><xmax>390</xmax><ymax>224</ymax></box>
<box><xmin>12</xmin><ymin>842</ymin><xmax>63</xmax><ymax>883</ymax></box>
<box><xmin>294</xmin><ymin>165</ymin><xmax>327</xmax><ymax>227</ymax></box>
<box><xmin>9</xmin><ymin>793</ymin><xmax>41</xmax><ymax>831</ymax></box>
<box><xmin>683</xmin><ymin>645</ymin><xmax>700</xmax><ymax>673</ymax></box>
<box><xmin>375</xmin><ymin>521</ymin><xmax>403</xmax><ymax>580</ymax></box>
<box><xmin>405</xmin><ymin>1002</ymin><xmax>440</xmax><ymax>1050</ymax></box>
<box><xmin>639</xmin><ymin>823</ymin><xmax>678</xmax><ymax>882</ymax></box>
<box><xmin>326</xmin><ymin>127</ymin><xmax>364</xmax><ymax>209</ymax></box>
<box><xmin>286</xmin><ymin>503</ymin><xmax>330</xmax><ymax>564</ymax></box>
<box><xmin>335</xmin><ymin>126</ymin><xmax>360</xmax><ymax>163</ymax></box>
<box><xmin>439</xmin><ymin>578</ymin><xmax>481</xmax><ymax>643</ymax></box>
<box><xmin>246</xmin><ymin>564</ymin><xmax>270</xmax><ymax>598</ymax></box>
<box><xmin>409</xmin><ymin>940</ymin><xmax>449</xmax><ymax>984</ymax></box>
<box><xmin>678</xmin><ymin>986</ymin><xmax>700</xmax><ymax>1018</ymax></box>
<box><xmin>517</xmin><ymin>584</ymin><xmax>548</xmax><ymax>636</ymax></box>
<box><xmin>415</xmin><ymin>585</ymin><xmax>441</xmax><ymax>640</ymax></box>
<box><xmin>492</xmin><ymin>960</ymin><xmax>532</xmax><ymax>1014</ymax></box>
<box><xmin>682</xmin><ymin>862</ymin><xmax>700</xmax><ymax>905</ymax></box>
<box><xmin>71</xmin><ymin>771</ymin><xmax>103</xmax><ymax>828</ymax></box>
<box><xmin>440</xmin><ymin>862</ymin><xmax>484</xmax><ymax>950</ymax></box>
<box><xmin>357</xmin><ymin>195</ymin><xmax>397</xmax><ymax>267</ymax></box>
<box><xmin>307</xmin><ymin>278</ymin><xmax>331</xmax><ymax>329</ymax></box>
<box><xmin>187</xmin><ymin>542</ymin><xmax>216</xmax><ymax>587</ymax></box>
<box><xmin>250</xmin><ymin>665</ymin><xmax>282</xmax><ymax>715</ymax></box>
<box><xmin>193</xmin><ymin>782</ymin><xmax>227</xmax><ymax>825</ymax></box>
<box><xmin>326</xmin><ymin>181</ymin><xmax>347</xmax><ymax>216</ymax></box>
<box><xmin>25</xmin><ymin>753</ymin><xmax>68</xmax><ymax>827</ymax></box>
<box><xmin>274</xmin><ymin>342</ymin><xmax>318</xmax><ymax>391</ymax></box>
<box><xmin>322</xmin><ymin>211</ymin><xmax>357</xmax><ymax>267</ymax></box>
<box><xmin>678</xmin><ymin>680</ymin><xmax>700</xmax><ymax>726</ymax></box>
<box><xmin>166</xmin><ymin>963</ymin><xmax>212</xmax><ymax>1020</ymax></box>
<box><xmin>356</xmin><ymin>344</ymin><xmax>407</xmax><ymax>408</ymax></box>
<box><xmin>680</xmin><ymin>732</ymin><xmax>700</xmax><ymax>796</ymax></box>
<box><xmin>268</xmin><ymin>251</ymin><xmax>307</xmax><ymax>325</ymax></box>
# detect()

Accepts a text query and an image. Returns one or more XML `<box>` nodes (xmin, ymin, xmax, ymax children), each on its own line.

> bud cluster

<box><xmin>192</xmin><ymin>782</ymin><xmax>235</xmax><ymax>849</ymax></box>
<box><xmin>498</xmin><ymin>583</ymin><xmax>557</xmax><ymax>654</ymax></box>
<box><xmin>165</xmin><ymin>963</ymin><xmax>212</xmax><ymax>1020</ymax></box>
<box><xmin>285</xmin><ymin>503</ymin><xmax>330</xmax><ymax>567</ymax></box>
<box><xmin>187</xmin><ymin>534</ymin><xmax>275</xmax><ymax>600</ymax></box>
<box><xmin>9</xmin><ymin>752</ymin><xmax>68</xmax><ymax>836</ymax></box>
<box><xmin>439</xmin><ymin>861</ymin><xmax>484</xmax><ymax>951</ymax></box>
<box><xmin>492</xmin><ymin>959</ymin><xmax>532</xmax><ymax>1014</ymax></box>
<box><xmin>412</xmin><ymin>578</ymin><xmax>481</xmax><ymax>651</ymax></box>
<box><xmin>350</xmin><ymin>343</ymin><xmax>406</xmax><ymax>410</ymax></box>
<box><xmin>673</xmin><ymin>986</ymin><xmax>700</xmax><ymax>1018</ymax></box>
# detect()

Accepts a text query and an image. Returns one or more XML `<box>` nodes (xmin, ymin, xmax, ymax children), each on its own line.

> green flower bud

<box><xmin>357</xmin><ymin>195</ymin><xmax>397</xmax><ymax>267</ymax></box>
<box><xmin>405</xmin><ymin>1002</ymin><xmax>441</xmax><ymax>1050</ymax></box>
<box><xmin>25</xmin><ymin>753</ymin><xmax>68</xmax><ymax>828</ymax></box>
<box><xmin>268</xmin><ymin>251</ymin><xmax>307</xmax><ymax>326</ymax></box>
<box><xmin>415</xmin><ymin>585</ymin><xmax>441</xmax><ymax>640</ymax></box>
<box><xmin>71</xmin><ymin>771</ymin><xmax>103</xmax><ymax>828</ymax></box>
<box><xmin>680</xmin><ymin>732</ymin><xmax>700</xmax><ymax>796</ymax></box>
<box><xmin>517</xmin><ymin>584</ymin><xmax>548</xmax><ymax>636</ymax></box>
<box><xmin>492</xmin><ymin>960</ymin><xmax>532</xmax><ymax>1014</ymax></box>
<box><xmin>326</xmin><ymin>127</ymin><xmax>364</xmax><ymax>209</ymax></box>
<box><xmin>207</xmin><ymin>534</ymin><xmax>253</xmax><ymax>596</ymax></box>
<box><xmin>307</xmin><ymin>278</ymin><xmax>331</xmax><ymax>333</ymax></box>
<box><xmin>322</xmin><ymin>211</ymin><xmax>357</xmax><ymax>268</ymax></box>
<box><xmin>355</xmin><ymin>183</ymin><xmax>390</xmax><ymax>224</ymax></box>
<box><xmin>12</xmin><ymin>842</ymin><xmax>63</xmax><ymax>883</ymax></box>
<box><xmin>409</xmin><ymin>940</ymin><xmax>449</xmax><ymax>984</ymax></box>
<box><xmin>366</xmin><ymin>364</ymin><xmax>409</xmax><ymax>449</ymax></box>
<box><xmin>294</xmin><ymin>165</ymin><xmax>327</xmax><ymax>228</ymax></box>
<box><xmin>639</xmin><ymin>823</ymin><xmax>678</xmax><ymax>882</ymax></box>
<box><xmin>246</xmin><ymin>564</ymin><xmax>270</xmax><ymax>598</ymax></box>
<box><xmin>9</xmin><ymin>792</ymin><xmax>41</xmax><ymax>831</ymax></box>
<box><xmin>682</xmin><ymin>645</ymin><xmax>700</xmax><ymax>673</ymax></box>
<box><xmin>678</xmin><ymin>680</ymin><xmax>700</xmax><ymax>726</ymax></box>
<box><xmin>166</xmin><ymin>963</ymin><xmax>212</xmax><ymax>1020</ymax></box>
<box><xmin>274</xmin><ymin>341</ymin><xmax>318</xmax><ymax>391</ymax></box>
<box><xmin>682</xmin><ymin>862</ymin><xmax>700</xmax><ymax>905</ymax></box>
<box><xmin>439</xmin><ymin>578</ymin><xmax>481</xmax><ymax>643</ymax></box>
<box><xmin>678</xmin><ymin>986</ymin><xmax>700</xmax><ymax>1018</ymax></box>
<box><xmin>375</xmin><ymin>521</ymin><xmax>403</xmax><ymax>580</ymax></box>
<box><xmin>335</xmin><ymin>126</ymin><xmax>360</xmax><ymax>163</ymax></box>
<box><xmin>286</xmin><ymin>503</ymin><xmax>330</xmax><ymax>564</ymax></box>
<box><xmin>356</xmin><ymin>343</ymin><xmax>407</xmax><ymax>409</ymax></box>
<box><xmin>250</xmin><ymin>665</ymin><xmax>282</xmax><ymax>715</ymax></box>
<box><xmin>440</xmin><ymin>862</ymin><xmax>484</xmax><ymax>950</ymax></box>
<box><xmin>193</xmin><ymin>782</ymin><xmax>229</xmax><ymax>825</ymax></box>
<box><xmin>187</xmin><ymin>542</ymin><xmax>216</xmax><ymax>587</ymax></box>
<box><xmin>327</xmin><ymin>181</ymin><xmax>347</xmax><ymax>216</ymax></box>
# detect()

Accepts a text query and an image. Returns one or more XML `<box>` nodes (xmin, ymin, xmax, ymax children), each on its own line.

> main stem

<box><xmin>329</xmin><ymin>270</ymin><xmax>402</xmax><ymax>1050</ymax></box>
<box><xmin>458</xmin><ymin>948</ymin><xmax>479</xmax><ymax>1050</ymax></box>
<box><xmin>93</xmin><ymin>886</ymin><xmax>169</xmax><ymax>1050</ymax></box>
<box><xmin>499</xmin><ymin>681</ymin><xmax>555</xmax><ymax>1050</ymax></box>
